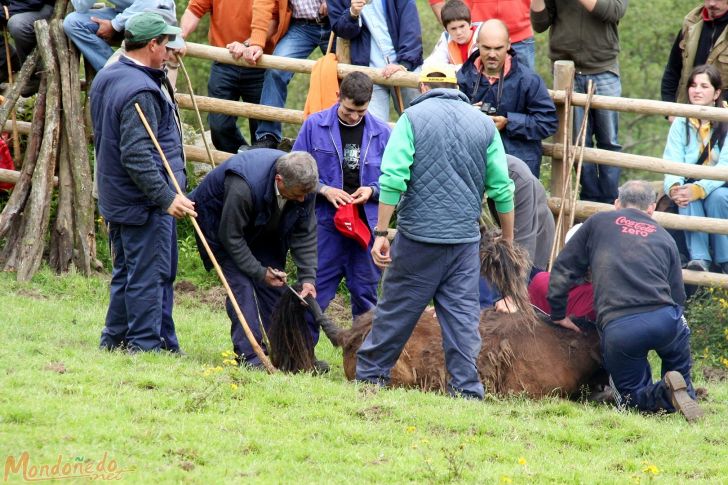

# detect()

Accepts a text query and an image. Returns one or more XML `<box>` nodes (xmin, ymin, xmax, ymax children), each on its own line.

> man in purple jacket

<box><xmin>293</xmin><ymin>72</ymin><xmax>391</xmax><ymax>347</ymax></box>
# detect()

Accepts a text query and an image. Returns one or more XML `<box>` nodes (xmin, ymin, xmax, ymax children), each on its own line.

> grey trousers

<box><xmin>356</xmin><ymin>233</ymin><xmax>484</xmax><ymax>398</ymax></box>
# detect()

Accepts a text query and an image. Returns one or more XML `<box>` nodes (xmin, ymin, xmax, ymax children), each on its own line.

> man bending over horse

<box><xmin>548</xmin><ymin>180</ymin><xmax>703</xmax><ymax>421</ymax></box>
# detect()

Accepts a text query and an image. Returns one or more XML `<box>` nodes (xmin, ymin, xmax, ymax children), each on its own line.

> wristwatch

<box><xmin>373</xmin><ymin>227</ymin><xmax>389</xmax><ymax>237</ymax></box>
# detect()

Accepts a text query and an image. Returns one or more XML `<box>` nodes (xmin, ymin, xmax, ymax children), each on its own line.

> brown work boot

<box><xmin>664</xmin><ymin>371</ymin><xmax>704</xmax><ymax>422</ymax></box>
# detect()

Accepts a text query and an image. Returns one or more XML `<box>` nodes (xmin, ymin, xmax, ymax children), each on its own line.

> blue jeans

<box><xmin>63</xmin><ymin>7</ymin><xmax>120</xmax><ymax>72</ymax></box>
<box><xmin>356</xmin><ymin>234</ymin><xmax>484</xmax><ymax>398</ymax></box>
<box><xmin>602</xmin><ymin>305</ymin><xmax>695</xmax><ymax>413</ymax></box>
<box><xmin>101</xmin><ymin>211</ymin><xmax>179</xmax><ymax>352</ymax></box>
<box><xmin>511</xmin><ymin>36</ymin><xmax>535</xmax><ymax>71</ymax></box>
<box><xmin>255</xmin><ymin>20</ymin><xmax>332</xmax><ymax>142</ymax></box>
<box><xmin>680</xmin><ymin>186</ymin><xmax>728</xmax><ymax>264</ymax></box>
<box><xmin>208</xmin><ymin>62</ymin><xmax>265</xmax><ymax>153</ymax></box>
<box><xmin>573</xmin><ymin>71</ymin><xmax>622</xmax><ymax>203</ymax></box>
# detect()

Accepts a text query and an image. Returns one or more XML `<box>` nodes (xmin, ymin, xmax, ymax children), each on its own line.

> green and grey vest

<box><xmin>396</xmin><ymin>88</ymin><xmax>496</xmax><ymax>244</ymax></box>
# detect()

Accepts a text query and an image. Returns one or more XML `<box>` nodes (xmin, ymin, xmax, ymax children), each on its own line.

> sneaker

<box><xmin>721</xmin><ymin>263</ymin><xmax>728</xmax><ymax>275</ymax></box>
<box><xmin>686</xmin><ymin>259</ymin><xmax>711</xmax><ymax>272</ymax></box>
<box><xmin>664</xmin><ymin>371</ymin><xmax>704</xmax><ymax>422</ymax></box>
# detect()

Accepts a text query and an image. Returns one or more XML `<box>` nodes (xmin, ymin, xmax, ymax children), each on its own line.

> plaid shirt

<box><xmin>290</xmin><ymin>0</ymin><xmax>324</xmax><ymax>20</ymax></box>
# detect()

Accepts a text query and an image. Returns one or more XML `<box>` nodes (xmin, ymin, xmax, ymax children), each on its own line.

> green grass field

<box><xmin>1</xmin><ymin>269</ymin><xmax>726</xmax><ymax>484</ymax></box>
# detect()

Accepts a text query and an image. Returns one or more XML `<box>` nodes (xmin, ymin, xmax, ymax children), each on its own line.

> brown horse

<box><xmin>270</xmin><ymin>231</ymin><xmax>605</xmax><ymax>399</ymax></box>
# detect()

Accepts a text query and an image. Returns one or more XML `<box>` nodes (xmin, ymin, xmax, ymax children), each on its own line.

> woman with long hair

<box><xmin>663</xmin><ymin>64</ymin><xmax>728</xmax><ymax>273</ymax></box>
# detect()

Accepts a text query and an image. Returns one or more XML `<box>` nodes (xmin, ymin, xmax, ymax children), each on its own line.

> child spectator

<box><xmin>424</xmin><ymin>0</ymin><xmax>480</xmax><ymax>70</ymax></box>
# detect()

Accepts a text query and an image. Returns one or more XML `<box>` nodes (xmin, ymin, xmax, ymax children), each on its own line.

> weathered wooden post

<box><xmin>549</xmin><ymin>60</ymin><xmax>575</xmax><ymax>263</ymax></box>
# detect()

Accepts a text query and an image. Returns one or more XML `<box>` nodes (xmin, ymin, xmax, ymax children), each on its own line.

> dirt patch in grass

<box><xmin>45</xmin><ymin>362</ymin><xmax>66</xmax><ymax>374</ymax></box>
<box><xmin>702</xmin><ymin>366</ymin><xmax>728</xmax><ymax>382</ymax></box>
<box><xmin>16</xmin><ymin>288</ymin><xmax>47</xmax><ymax>300</ymax></box>
<box><xmin>175</xmin><ymin>280</ymin><xmax>227</xmax><ymax>310</ymax></box>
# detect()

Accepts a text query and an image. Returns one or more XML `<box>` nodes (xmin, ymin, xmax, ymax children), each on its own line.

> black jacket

<box><xmin>548</xmin><ymin>208</ymin><xmax>686</xmax><ymax>327</ymax></box>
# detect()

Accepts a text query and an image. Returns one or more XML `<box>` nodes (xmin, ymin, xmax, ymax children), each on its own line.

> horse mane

<box><xmin>268</xmin><ymin>285</ymin><xmax>315</xmax><ymax>373</ymax></box>
<box><xmin>479</xmin><ymin>229</ymin><xmax>537</xmax><ymax>323</ymax></box>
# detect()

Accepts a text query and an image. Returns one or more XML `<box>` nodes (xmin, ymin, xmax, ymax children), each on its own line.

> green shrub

<box><xmin>685</xmin><ymin>289</ymin><xmax>728</xmax><ymax>369</ymax></box>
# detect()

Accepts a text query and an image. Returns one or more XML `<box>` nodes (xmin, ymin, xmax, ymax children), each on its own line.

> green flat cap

<box><xmin>125</xmin><ymin>12</ymin><xmax>182</xmax><ymax>43</ymax></box>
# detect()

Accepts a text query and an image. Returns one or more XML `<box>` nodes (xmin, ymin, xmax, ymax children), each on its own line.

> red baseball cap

<box><xmin>333</xmin><ymin>204</ymin><xmax>371</xmax><ymax>249</ymax></box>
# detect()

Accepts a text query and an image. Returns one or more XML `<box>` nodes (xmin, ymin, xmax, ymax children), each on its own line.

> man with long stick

<box><xmin>90</xmin><ymin>12</ymin><xmax>195</xmax><ymax>353</ymax></box>
<box><xmin>190</xmin><ymin>150</ymin><xmax>319</xmax><ymax>369</ymax></box>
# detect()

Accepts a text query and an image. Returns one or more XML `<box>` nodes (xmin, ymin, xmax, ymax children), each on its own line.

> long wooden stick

<box><xmin>134</xmin><ymin>103</ymin><xmax>276</xmax><ymax>373</ymax></box>
<box><xmin>569</xmin><ymin>81</ymin><xmax>595</xmax><ymax>230</ymax></box>
<box><xmin>178</xmin><ymin>57</ymin><xmax>216</xmax><ymax>167</ymax></box>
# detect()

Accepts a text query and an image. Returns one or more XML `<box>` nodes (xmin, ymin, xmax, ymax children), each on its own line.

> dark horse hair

<box><xmin>268</xmin><ymin>285</ymin><xmax>316</xmax><ymax>372</ymax></box>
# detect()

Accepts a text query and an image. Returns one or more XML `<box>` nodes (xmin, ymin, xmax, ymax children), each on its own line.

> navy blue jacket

<box><xmin>91</xmin><ymin>56</ymin><xmax>185</xmax><ymax>225</ymax></box>
<box><xmin>457</xmin><ymin>52</ymin><xmax>557</xmax><ymax>172</ymax></box>
<box><xmin>292</xmin><ymin>103</ymin><xmax>390</xmax><ymax>230</ymax></box>
<box><xmin>189</xmin><ymin>150</ymin><xmax>317</xmax><ymax>283</ymax></box>
<box><xmin>328</xmin><ymin>0</ymin><xmax>423</xmax><ymax>71</ymax></box>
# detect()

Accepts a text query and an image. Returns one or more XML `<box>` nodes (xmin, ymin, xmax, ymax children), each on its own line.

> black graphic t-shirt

<box><xmin>339</xmin><ymin>117</ymin><xmax>365</xmax><ymax>194</ymax></box>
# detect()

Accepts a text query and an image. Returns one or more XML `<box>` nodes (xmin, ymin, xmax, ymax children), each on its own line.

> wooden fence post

<box><xmin>550</xmin><ymin>61</ymin><xmax>575</xmax><ymax>255</ymax></box>
<box><xmin>551</xmin><ymin>60</ymin><xmax>574</xmax><ymax>197</ymax></box>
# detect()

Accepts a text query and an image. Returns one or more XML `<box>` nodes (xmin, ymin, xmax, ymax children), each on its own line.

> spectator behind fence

<box><xmin>292</xmin><ymin>72</ymin><xmax>391</xmax><ymax>342</ymax></box>
<box><xmin>328</xmin><ymin>0</ymin><xmax>423</xmax><ymax>122</ymax></box>
<box><xmin>64</xmin><ymin>0</ymin><xmax>177</xmax><ymax>73</ymax></box>
<box><xmin>662</xmin><ymin>1</ymin><xmax>728</xmax><ymax>104</ymax></box>
<box><xmin>423</xmin><ymin>0</ymin><xmax>481</xmax><ymax>71</ymax></box>
<box><xmin>241</xmin><ymin>0</ymin><xmax>332</xmax><ymax>150</ymax></box>
<box><xmin>179</xmin><ymin>0</ymin><xmax>284</xmax><ymax>153</ymax></box>
<box><xmin>428</xmin><ymin>0</ymin><xmax>534</xmax><ymax>70</ymax></box>
<box><xmin>1</xmin><ymin>0</ymin><xmax>54</xmax><ymax>93</ymax></box>
<box><xmin>531</xmin><ymin>0</ymin><xmax>627</xmax><ymax>204</ymax></box>
<box><xmin>663</xmin><ymin>64</ymin><xmax>728</xmax><ymax>274</ymax></box>
<box><xmin>457</xmin><ymin>19</ymin><xmax>556</xmax><ymax>178</ymax></box>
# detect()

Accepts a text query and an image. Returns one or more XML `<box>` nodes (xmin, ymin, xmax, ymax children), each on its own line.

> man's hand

<box><xmin>371</xmin><ymin>236</ymin><xmax>392</xmax><ymax>269</ymax></box>
<box><xmin>91</xmin><ymin>17</ymin><xmax>115</xmax><ymax>42</ymax></box>
<box><xmin>494</xmin><ymin>296</ymin><xmax>518</xmax><ymax>313</ymax></box>
<box><xmin>319</xmin><ymin>1</ymin><xmax>328</xmax><ymax>17</ymax></box>
<box><xmin>166</xmin><ymin>194</ymin><xmax>196</xmax><ymax>219</ymax></box>
<box><xmin>350</xmin><ymin>186</ymin><xmax>373</xmax><ymax>205</ymax></box>
<box><xmin>553</xmin><ymin>316</ymin><xmax>582</xmax><ymax>333</ymax></box>
<box><xmin>264</xmin><ymin>267</ymin><xmax>287</xmax><ymax>287</ymax></box>
<box><xmin>227</xmin><ymin>41</ymin><xmax>247</xmax><ymax>60</ymax></box>
<box><xmin>382</xmin><ymin>64</ymin><xmax>406</xmax><ymax>78</ymax></box>
<box><xmin>243</xmin><ymin>45</ymin><xmax>264</xmax><ymax>64</ymax></box>
<box><xmin>349</xmin><ymin>0</ymin><xmax>365</xmax><ymax>16</ymax></box>
<box><xmin>323</xmin><ymin>187</ymin><xmax>354</xmax><ymax>208</ymax></box>
<box><xmin>300</xmin><ymin>282</ymin><xmax>316</xmax><ymax>299</ymax></box>
<box><xmin>490</xmin><ymin>115</ymin><xmax>508</xmax><ymax>131</ymax></box>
